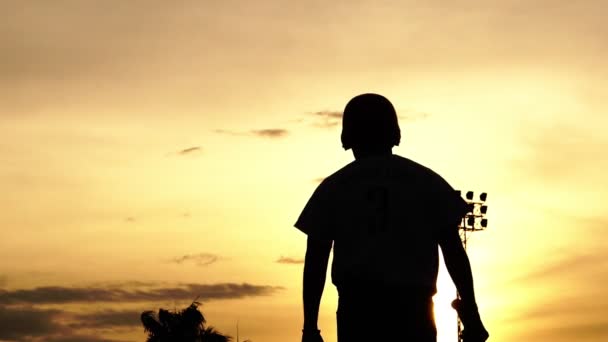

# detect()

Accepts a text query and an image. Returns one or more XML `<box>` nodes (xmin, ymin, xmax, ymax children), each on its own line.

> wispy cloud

<box><xmin>513</xmin><ymin>122</ymin><xmax>608</xmax><ymax>184</ymax></box>
<box><xmin>164</xmin><ymin>146</ymin><xmax>203</xmax><ymax>158</ymax></box>
<box><xmin>214</xmin><ymin>128</ymin><xmax>289</xmax><ymax>138</ymax></box>
<box><xmin>512</xmin><ymin>250</ymin><xmax>608</xmax><ymax>284</ymax></box>
<box><xmin>505</xmin><ymin>295</ymin><xmax>608</xmax><ymax>324</ymax></box>
<box><xmin>170</xmin><ymin>253</ymin><xmax>220</xmax><ymax>267</ymax></box>
<box><xmin>213</xmin><ymin>129</ymin><xmax>247</xmax><ymax>136</ymax></box>
<box><xmin>506</xmin><ymin>300</ymin><xmax>608</xmax><ymax>342</ymax></box>
<box><xmin>509</xmin><ymin>216</ymin><xmax>608</xmax><ymax>286</ymax></box>
<box><xmin>527</xmin><ymin>321</ymin><xmax>608</xmax><ymax>342</ymax></box>
<box><xmin>250</xmin><ymin>129</ymin><xmax>288</xmax><ymax>138</ymax></box>
<box><xmin>0</xmin><ymin>282</ymin><xmax>283</xmax><ymax>305</ymax></box>
<box><xmin>303</xmin><ymin>109</ymin><xmax>430</xmax><ymax>129</ymax></box>
<box><xmin>500</xmin><ymin>214</ymin><xmax>608</xmax><ymax>341</ymax></box>
<box><xmin>309</xmin><ymin>110</ymin><xmax>342</xmax><ymax>128</ymax></box>
<box><xmin>398</xmin><ymin>111</ymin><xmax>431</xmax><ymax>122</ymax></box>
<box><xmin>314</xmin><ymin>111</ymin><xmax>342</xmax><ymax>119</ymax></box>
<box><xmin>276</xmin><ymin>256</ymin><xmax>304</xmax><ymax>264</ymax></box>
<box><xmin>178</xmin><ymin>146</ymin><xmax>202</xmax><ymax>155</ymax></box>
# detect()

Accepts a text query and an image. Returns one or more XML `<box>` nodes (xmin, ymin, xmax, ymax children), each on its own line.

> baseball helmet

<box><xmin>340</xmin><ymin>93</ymin><xmax>401</xmax><ymax>150</ymax></box>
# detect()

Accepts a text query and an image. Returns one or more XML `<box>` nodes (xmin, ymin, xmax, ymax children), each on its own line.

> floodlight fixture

<box><xmin>467</xmin><ymin>203</ymin><xmax>475</xmax><ymax>213</ymax></box>
<box><xmin>480</xmin><ymin>192</ymin><xmax>487</xmax><ymax>202</ymax></box>
<box><xmin>466</xmin><ymin>191</ymin><xmax>474</xmax><ymax>200</ymax></box>
<box><xmin>467</xmin><ymin>216</ymin><xmax>475</xmax><ymax>227</ymax></box>
<box><xmin>480</xmin><ymin>205</ymin><xmax>488</xmax><ymax>214</ymax></box>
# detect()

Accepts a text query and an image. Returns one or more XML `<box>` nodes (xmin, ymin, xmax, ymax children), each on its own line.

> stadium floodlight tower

<box><xmin>457</xmin><ymin>191</ymin><xmax>488</xmax><ymax>250</ymax></box>
<box><xmin>454</xmin><ymin>190</ymin><xmax>488</xmax><ymax>342</ymax></box>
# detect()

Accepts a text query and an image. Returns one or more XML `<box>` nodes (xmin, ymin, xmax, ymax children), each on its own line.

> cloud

<box><xmin>178</xmin><ymin>146</ymin><xmax>202</xmax><ymax>155</ymax></box>
<box><xmin>314</xmin><ymin>111</ymin><xmax>342</xmax><ymax>119</ymax></box>
<box><xmin>0</xmin><ymin>281</ymin><xmax>281</xmax><ymax>342</ymax></box>
<box><xmin>213</xmin><ymin>129</ymin><xmax>247</xmax><ymax>136</ymax></box>
<box><xmin>397</xmin><ymin>111</ymin><xmax>431</xmax><ymax>122</ymax></box>
<box><xmin>304</xmin><ymin>109</ymin><xmax>430</xmax><ymax>129</ymax></box>
<box><xmin>40</xmin><ymin>335</ymin><xmax>129</xmax><ymax>342</ymax></box>
<box><xmin>500</xmin><ymin>215</ymin><xmax>608</xmax><ymax>342</ymax></box>
<box><xmin>509</xmin><ymin>215</ymin><xmax>608</xmax><ymax>287</ymax></box>
<box><xmin>276</xmin><ymin>256</ymin><xmax>304</xmax><ymax>264</ymax></box>
<box><xmin>309</xmin><ymin>110</ymin><xmax>342</xmax><ymax>128</ymax></box>
<box><xmin>164</xmin><ymin>146</ymin><xmax>203</xmax><ymax>158</ymax></box>
<box><xmin>528</xmin><ymin>321</ymin><xmax>608</xmax><ymax>341</ymax></box>
<box><xmin>313</xmin><ymin>177</ymin><xmax>325</xmax><ymax>183</ymax></box>
<box><xmin>505</xmin><ymin>297</ymin><xmax>608</xmax><ymax>342</ymax></box>
<box><xmin>0</xmin><ymin>274</ymin><xmax>7</xmax><ymax>287</ymax></box>
<box><xmin>513</xmin><ymin>122</ymin><xmax>608</xmax><ymax>184</ymax></box>
<box><xmin>0</xmin><ymin>305</ymin><xmax>137</xmax><ymax>342</ymax></box>
<box><xmin>513</xmin><ymin>250</ymin><xmax>608</xmax><ymax>285</ymax></box>
<box><xmin>0</xmin><ymin>283</ymin><xmax>283</xmax><ymax>305</ymax></box>
<box><xmin>506</xmin><ymin>295</ymin><xmax>608</xmax><ymax>324</ymax></box>
<box><xmin>0</xmin><ymin>306</ymin><xmax>62</xmax><ymax>340</ymax></box>
<box><xmin>214</xmin><ymin>128</ymin><xmax>289</xmax><ymax>138</ymax></box>
<box><xmin>69</xmin><ymin>309</ymin><xmax>142</xmax><ymax>329</ymax></box>
<box><xmin>170</xmin><ymin>253</ymin><xmax>220</xmax><ymax>267</ymax></box>
<box><xmin>250</xmin><ymin>129</ymin><xmax>288</xmax><ymax>138</ymax></box>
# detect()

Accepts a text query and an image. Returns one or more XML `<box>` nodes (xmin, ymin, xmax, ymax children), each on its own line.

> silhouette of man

<box><xmin>295</xmin><ymin>93</ymin><xmax>489</xmax><ymax>342</ymax></box>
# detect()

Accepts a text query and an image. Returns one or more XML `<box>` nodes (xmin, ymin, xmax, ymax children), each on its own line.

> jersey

<box><xmin>294</xmin><ymin>154</ymin><xmax>468</xmax><ymax>295</ymax></box>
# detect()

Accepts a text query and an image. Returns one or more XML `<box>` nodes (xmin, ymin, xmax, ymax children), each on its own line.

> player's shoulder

<box><xmin>391</xmin><ymin>155</ymin><xmax>454</xmax><ymax>189</ymax></box>
<box><xmin>322</xmin><ymin>154</ymin><xmax>434</xmax><ymax>179</ymax></box>
<box><xmin>392</xmin><ymin>154</ymin><xmax>431</xmax><ymax>171</ymax></box>
<box><xmin>391</xmin><ymin>154</ymin><xmax>441</xmax><ymax>178</ymax></box>
<box><xmin>317</xmin><ymin>154</ymin><xmax>450</xmax><ymax>189</ymax></box>
<box><xmin>317</xmin><ymin>160</ymin><xmax>358</xmax><ymax>188</ymax></box>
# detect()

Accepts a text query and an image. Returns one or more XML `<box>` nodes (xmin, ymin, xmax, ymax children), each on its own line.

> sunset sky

<box><xmin>1</xmin><ymin>1</ymin><xmax>608</xmax><ymax>341</ymax></box>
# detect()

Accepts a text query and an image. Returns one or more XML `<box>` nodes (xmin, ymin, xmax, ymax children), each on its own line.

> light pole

<box><xmin>454</xmin><ymin>190</ymin><xmax>488</xmax><ymax>342</ymax></box>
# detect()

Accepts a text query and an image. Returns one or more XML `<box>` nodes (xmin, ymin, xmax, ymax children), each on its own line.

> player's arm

<box><xmin>438</xmin><ymin>227</ymin><xmax>477</xmax><ymax>308</ymax></box>
<box><xmin>438</xmin><ymin>227</ymin><xmax>488</xmax><ymax>340</ymax></box>
<box><xmin>302</xmin><ymin>235</ymin><xmax>332</xmax><ymax>335</ymax></box>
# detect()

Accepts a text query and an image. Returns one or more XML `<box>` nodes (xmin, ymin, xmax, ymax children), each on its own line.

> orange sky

<box><xmin>1</xmin><ymin>1</ymin><xmax>608</xmax><ymax>341</ymax></box>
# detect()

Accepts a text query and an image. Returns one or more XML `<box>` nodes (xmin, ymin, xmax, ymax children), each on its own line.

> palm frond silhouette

<box><xmin>141</xmin><ymin>301</ymin><xmax>231</xmax><ymax>342</ymax></box>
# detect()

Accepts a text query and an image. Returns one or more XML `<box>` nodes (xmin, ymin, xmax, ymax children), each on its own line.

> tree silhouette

<box><xmin>141</xmin><ymin>301</ymin><xmax>231</xmax><ymax>342</ymax></box>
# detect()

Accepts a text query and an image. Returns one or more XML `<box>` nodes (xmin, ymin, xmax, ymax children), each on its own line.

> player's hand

<box><xmin>302</xmin><ymin>329</ymin><xmax>324</xmax><ymax>342</ymax></box>
<box><xmin>452</xmin><ymin>299</ymin><xmax>489</xmax><ymax>342</ymax></box>
<box><xmin>462</xmin><ymin>322</ymin><xmax>489</xmax><ymax>342</ymax></box>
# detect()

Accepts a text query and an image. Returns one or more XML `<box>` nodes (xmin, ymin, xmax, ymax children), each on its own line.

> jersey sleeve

<box><xmin>429</xmin><ymin>174</ymin><xmax>469</xmax><ymax>232</ymax></box>
<box><xmin>294</xmin><ymin>180</ymin><xmax>335</xmax><ymax>240</ymax></box>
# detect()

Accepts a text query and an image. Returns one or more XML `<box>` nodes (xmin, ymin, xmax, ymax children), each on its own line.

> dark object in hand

<box><xmin>452</xmin><ymin>299</ymin><xmax>489</xmax><ymax>342</ymax></box>
<box><xmin>302</xmin><ymin>328</ymin><xmax>324</xmax><ymax>342</ymax></box>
